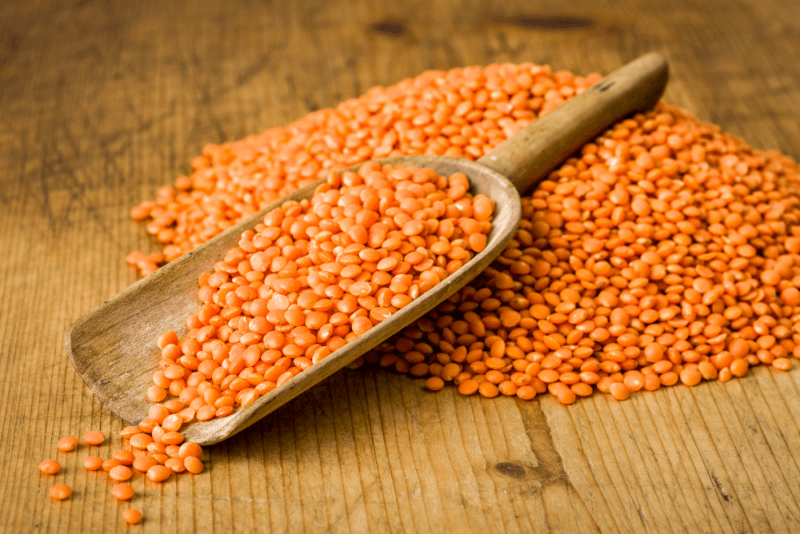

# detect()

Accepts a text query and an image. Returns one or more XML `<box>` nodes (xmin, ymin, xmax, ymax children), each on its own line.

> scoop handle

<box><xmin>477</xmin><ymin>52</ymin><xmax>669</xmax><ymax>194</ymax></box>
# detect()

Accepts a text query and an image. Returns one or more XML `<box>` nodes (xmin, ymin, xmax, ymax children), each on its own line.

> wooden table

<box><xmin>2</xmin><ymin>0</ymin><xmax>800</xmax><ymax>532</ymax></box>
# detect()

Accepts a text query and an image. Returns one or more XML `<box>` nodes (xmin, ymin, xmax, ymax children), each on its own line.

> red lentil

<box><xmin>50</xmin><ymin>484</ymin><xmax>72</xmax><ymax>500</ymax></box>
<box><xmin>113</xmin><ymin>450</ymin><xmax>135</xmax><ymax>466</ymax></box>
<box><xmin>102</xmin><ymin>459</ymin><xmax>121</xmax><ymax>472</ymax></box>
<box><xmin>132</xmin><ymin>455</ymin><xmax>157</xmax><ymax>472</ymax></box>
<box><xmin>123</xmin><ymin>509</ymin><xmax>143</xmax><ymax>525</ymax></box>
<box><xmin>38</xmin><ymin>459</ymin><xmax>61</xmax><ymax>475</ymax></box>
<box><xmin>146</xmin><ymin>464</ymin><xmax>171</xmax><ymax>482</ymax></box>
<box><xmin>184</xmin><ymin>456</ymin><xmax>204</xmax><ymax>474</ymax></box>
<box><xmin>57</xmin><ymin>436</ymin><xmax>78</xmax><ymax>452</ymax></box>
<box><xmin>84</xmin><ymin>456</ymin><xmax>103</xmax><ymax>471</ymax></box>
<box><xmin>83</xmin><ymin>431</ymin><xmax>105</xmax><ymax>446</ymax></box>
<box><xmin>111</xmin><ymin>483</ymin><xmax>134</xmax><ymax>501</ymax></box>
<box><xmin>178</xmin><ymin>442</ymin><xmax>202</xmax><ymax>459</ymax></box>
<box><xmin>109</xmin><ymin>465</ymin><xmax>133</xmax><ymax>482</ymax></box>
<box><xmin>130</xmin><ymin>64</ymin><xmax>599</xmax><ymax>272</ymax></box>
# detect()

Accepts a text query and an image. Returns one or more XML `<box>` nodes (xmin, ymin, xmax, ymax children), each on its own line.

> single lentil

<box><xmin>83</xmin><ymin>431</ymin><xmax>105</xmax><ymax>446</ymax></box>
<box><xmin>111</xmin><ymin>483</ymin><xmax>134</xmax><ymax>501</ymax></box>
<box><xmin>123</xmin><ymin>509</ymin><xmax>143</xmax><ymax>525</ymax></box>
<box><xmin>39</xmin><ymin>459</ymin><xmax>61</xmax><ymax>475</ymax></box>
<box><xmin>57</xmin><ymin>436</ymin><xmax>78</xmax><ymax>452</ymax></box>
<box><xmin>49</xmin><ymin>484</ymin><xmax>72</xmax><ymax>500</ymax></box>
<box><xmin>84</xmin><ymin>456</ymin><xmax>103</xmax><ymax>471</ymax></box>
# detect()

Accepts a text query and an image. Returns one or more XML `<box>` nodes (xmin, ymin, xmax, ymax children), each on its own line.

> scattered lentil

<box><xmin>123</xmin><ymin>509</ymin><xmax>143</xmax><ymax>525</ymax></box>
<box><xmin>39</xmin><ymin>460</ymin><xmax>61</xmax><ymax>475</ymax></box>
<box><xmin>111</xmin><ymin>483</ymin><xmax>134</xmax><ymax>501</ymax></box>
<box><xmin>57</xmin><ymin>436</ymin><xmax>78</xmax><ymax>452</ymax></box>
<box><xmin>49</xmin><ymin>484</ymin><xmax>72</xmax><ymax>500</ymax></box>
<box><xmin>83</xmin><ymin>431</ymin><xmax>105</xmax><ymax>446</ymax></box>
<box><xmin>109</xmin><ymin>465</ymin><xmax>133</xmax><ymax>482</ymax></box>
<box><xmin>84</xmin><ymin>456</ymin><xmax>103</xmax><ymax>471</ymax></box>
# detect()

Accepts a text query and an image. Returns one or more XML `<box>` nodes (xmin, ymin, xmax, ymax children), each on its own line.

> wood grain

<box><xmin>1</xmin><ymin>0</ymin><xmax>799</xmax><ymax>532</ymax></box>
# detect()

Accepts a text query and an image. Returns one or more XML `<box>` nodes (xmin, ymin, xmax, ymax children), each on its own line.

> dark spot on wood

<box><xmin>0</xmin><ymin>26</ymin><xmax>22</xmax><ymax>76</ymax></box>
<box><xmin>0</xmin><ymin>25</ymin><xmax>22</xmax><ymax>53</ymax></box>
<box><xmin>596</xmin><ymin>81</ymin><xmax>615</xmax><ymax>92</ymax></box>
<box><xmin>604</xmin><ymin>23</ymin><xmax>624</xmax><ymax>36</ymax></box>
<box><xmin>370</xmin><ymin>20</ymin><xmax>407</xmax><ymax>36</ymax></box>
<box><xmin>494</xmin><ymin>461</ymin><xmax>527</xmax><ymax>480</ymax></box>
<box><xmin>494</xmin><ymin>15</ymin><xmax>597</xmax><ymax>31</ymax></box>
<box><xmin>711</xmin><ymin>473</ymin><xmax>732</xmax><ymax>502</ymax></box>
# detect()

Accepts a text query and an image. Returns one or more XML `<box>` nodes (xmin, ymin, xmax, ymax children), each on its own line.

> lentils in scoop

<box><xmin>149</xmin><ymin>163</ymin><xmax>493</xmax><ymax>423</ymax></box>
<box><xmin>373</xmin><ymin>103</ymin><xmax>800</xmax><ymax>402</ymax></box>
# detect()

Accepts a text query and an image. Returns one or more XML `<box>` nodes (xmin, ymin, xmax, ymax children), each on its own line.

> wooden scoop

<box><xmin>67</xmin><ymin>53</ymin><xmax>668</xmax><ymax>445</ymax></box>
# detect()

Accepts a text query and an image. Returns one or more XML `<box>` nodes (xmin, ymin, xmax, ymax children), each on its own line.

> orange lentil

<box><xmin>123</xmin><ymin>509</ymin><xmax>143</xmax><ymax>525</ymax></box>
<box><xmin>660</xmin><ymin>372</ymin><xmax>679</xmax><ymax>387</ymax></box>
<box><xmin>184</xmin><ymin>456</ymin><xmax>204</xmax><ymax>474</ymax></box>
<box><xmin>111</xmin><ymin>483</ymin><xmax>134</xmax><ymax>501</ymax></box>
<box><xmin>178</xmin><ymin>442</ymin><xmax>203</xmax><ymax>459</ymax></box>
<box><xmin>165</xmin><ymin>458</ymin><xmax>186</xmax><ymax>473</ymax></box>
<box><xmin>109</xmin><ymin>465</ymin><xmax>133</xmax><ymax>482</ymax></box>
<box><xmin>83</xmin><ymin>430</ymin><xmax>105</xmax><ymax>446</ymax></box>
<box><xmin>129</xmin><ymin>433</ymin><xmax>153</xmax><ymax>449</ymax></box>
<box><xmin>730</xmin><ymin>359</ymin><xmax>749</xmax><ymax>378</ymax></box>
<box><xmin>680</xmin><ymin>367</ymin><xmax>702</xmax><ymax>387</ymax></box>
<box><xmin>773</xmin><ymin>358</ymin><xmax>793</xmax><ymax>371</ymax></box>
<box><xmin>103</xmin><ymin>459</ymin><xmax>121</xmax><ymax>472</ymax></box>
<box><xmin>120</xmin><ymin>426</ymin><xmax>142</xmax><ymax>439</ymax></box>
<box><xmin>132</xmin><ymin>455</ymin><xmax>157</xmax><ymax>472</ymax></box>
<box><xmin>146</xmin><ymin>464</ymin><xmax>172</xmax><ymax>482</ymax></box>
<box><xmin>84</xmin><ymin>455</ymin><xmax>103</xmax><ymax>471</ymax></box>
<box><xmin>39</xmin><ymin>459</ymin><xmax>61</xmax><ymax>475</ymax></box>
<box><xmin>458</xmin><ymin>380</ymin><xmax>479</xmax><ymax>396</ymax></box>
<box><xmin>113</xmin><ymin>450</ymin><xmax>135</xmax><ymax>466</ymax></box>
<box><xmin>57</xmin><ymin>436</ymin><xmax>78</xmax><ymax>452</ymax></box>
<box><xmin>478</xmin><ymin>382</ymin><xmax>499</xmax><ymax>398</ymax></box>
<box><xmin>609</xmin><ymin>382</ymin><xmax>630</xmax><ymax>401</ymax></box>
<box><xmin>162</xmin><ymin>432</ymin><xmax>184</xmax><ymax>445</ymax></box>
<box><xmin>425</xmin><ymin>376</ymin><xmax>445</xmax><ymax>391</ymax></box>
<box><xmin>353</xmin><ymin>102</ymin><xmax>800</xmax><ymax>407</ymax></box>
<box><xmin>50</xmin><ymin>484</ymin><xmax>72</xmax><ymax>500</ymax></box>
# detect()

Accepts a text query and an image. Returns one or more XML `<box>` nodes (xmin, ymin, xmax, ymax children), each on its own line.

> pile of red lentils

<box><xmin>127</xmin><ymin>63</ymin><xmax>800</xmax><ymax>410</ymax></box>
<box><xmin>46</xmin><ymin>61</ymin><xmax>800</xmax><ymax>525</ymax></box>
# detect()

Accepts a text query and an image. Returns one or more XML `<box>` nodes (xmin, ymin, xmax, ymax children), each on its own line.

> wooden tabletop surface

<box><xmin>2</xmin><ymin>0</ymin><xmax>800</xmax><ymax>532</ymax></box>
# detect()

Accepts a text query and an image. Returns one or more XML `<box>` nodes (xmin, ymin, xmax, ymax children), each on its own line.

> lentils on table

<box><xmin>43</xmin><ymin>60</ymin><xmax>800</xmax><ymax>529</ymax></box>
<box><xmin>130</xmin><ymin>62</ymin><xmax>800</xmax><ymax>407</ymax></box>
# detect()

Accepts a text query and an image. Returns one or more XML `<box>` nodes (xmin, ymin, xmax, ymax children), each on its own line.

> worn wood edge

<box><xmin>66</xmin><ymin>157</ymin><xmax>522</xmax><ymax>445</ymax></box>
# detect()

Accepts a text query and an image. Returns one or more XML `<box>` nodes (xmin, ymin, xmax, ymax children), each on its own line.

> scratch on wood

<box><xmin>711</xmin><ymin>472</ymin><xmax>733</xmax><ymax>502</ymax></box>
